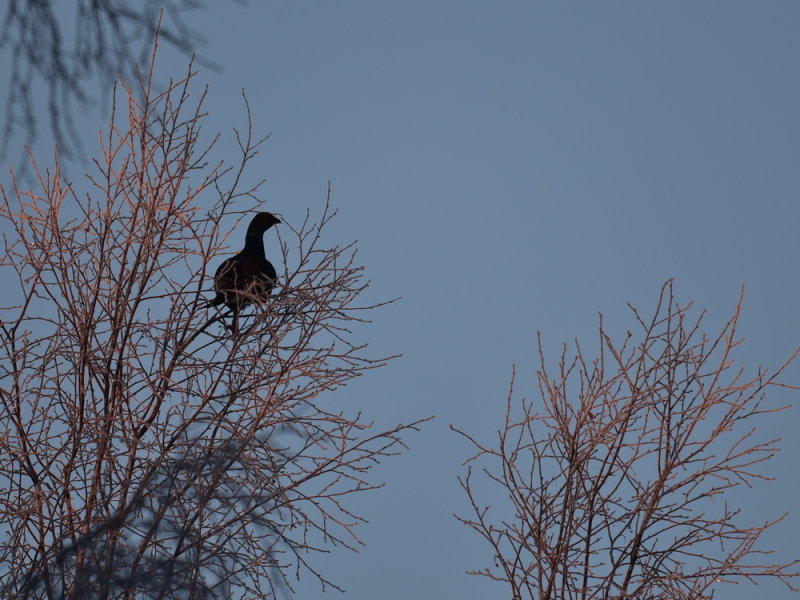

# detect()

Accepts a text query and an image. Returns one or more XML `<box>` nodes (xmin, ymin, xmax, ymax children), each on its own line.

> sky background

<box><xmin>3</xmin><ymin>2</ymin><xmax>799</xmax><ymax>598</ymax></box>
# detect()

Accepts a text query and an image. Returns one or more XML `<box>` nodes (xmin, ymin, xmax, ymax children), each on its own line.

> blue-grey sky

<box><xmin>5</xmin><ymin>2</ymin><xmax>800</xmax><ymax>598</ymax></box>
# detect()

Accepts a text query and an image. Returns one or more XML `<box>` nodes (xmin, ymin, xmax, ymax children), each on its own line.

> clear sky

<box><xmin>4</xmin><ymin>2</ymin><xmax>800</xmax><ymax>598</ymax></box>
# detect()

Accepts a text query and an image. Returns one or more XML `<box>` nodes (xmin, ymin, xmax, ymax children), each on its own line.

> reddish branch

<box><xmin>0</xmin><ymin>53</ymin><xmax>426</xmax><ymax>599</ymax></box>
<box><xmin>453</xmin><ymin>281</ymin><xmax>799</xmax><ymax>600</ymax></box>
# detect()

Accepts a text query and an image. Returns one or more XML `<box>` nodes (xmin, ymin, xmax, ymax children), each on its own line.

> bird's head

<box><xmin>247</xmin><ymin>212</ymin><xmax>281</xmax><ymax>237</ymax></box>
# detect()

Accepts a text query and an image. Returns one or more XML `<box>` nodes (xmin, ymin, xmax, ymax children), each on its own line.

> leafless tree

<box><xmin>0</xmin><ymin>52</ymin><xmax>425</xmax><ymax>599</ymax></box>
<box><xmin>0</xmin><ymin>0</ymin><xmax>234</xmax><ymax>162</ymax></box>
<box><xmin>453</xmin><ymin>281</ymin><xmax>799</xmax><ymax>600</ymax></box>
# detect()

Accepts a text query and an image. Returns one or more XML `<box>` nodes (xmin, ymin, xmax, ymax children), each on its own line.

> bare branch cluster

<box><xmin>0</xmin><ymin>0</ymin><xmax>225</xmax><ymax>161</ymax></box>
<box><xmin>453</xmin><ymin>281</ymin><xmax>799</xmax><ymax>600</ymax></box>
<box><xmin>0</xmin><ymin>57</ymin><xmax>424</xmax><ymax>599</ymax></box>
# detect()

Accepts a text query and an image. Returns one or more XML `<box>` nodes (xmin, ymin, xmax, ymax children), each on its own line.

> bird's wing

<box><xmin>262</xmin><ymin>258</ymin><xmax>277</xmax><ymax>282</ymax></box>
<box><xmin>207</xmin><ymin>256</ymin><xmax>238</xmax><ymax>306</ymax></box>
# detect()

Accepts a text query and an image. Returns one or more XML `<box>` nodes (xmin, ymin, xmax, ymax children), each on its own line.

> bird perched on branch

<box><xmin>207</xmin><ymin>212</ymin><xmax>281</xmax><ymax>328</ymax></box>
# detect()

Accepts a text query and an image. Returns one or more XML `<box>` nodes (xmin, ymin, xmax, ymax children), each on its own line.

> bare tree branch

<box><xmin>0</xmin><ymin>51</ymin><xmax>427</xmax><ymax>599</ymax></box>
<box><xmin>453</xmin><ymin>280</ymin><xmax>799</xmax><ymax>600</ymax></box>
<box><xmin>0</xmin><ymin>0</ymin><xmax>234</xmax><ymax>164</ymax></box>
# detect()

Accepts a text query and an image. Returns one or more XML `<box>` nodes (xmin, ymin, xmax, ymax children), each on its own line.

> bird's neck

<box><xmin>243</xmin><ymin>234</ymin><xmax>265</xmax><ymax>256</ymax></box>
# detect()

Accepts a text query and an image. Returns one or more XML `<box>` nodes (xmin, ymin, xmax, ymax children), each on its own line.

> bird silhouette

<box><xmin>207</xmin><ymin>212</ymin><xmax>281</xmax><ymax>329</ymax></box>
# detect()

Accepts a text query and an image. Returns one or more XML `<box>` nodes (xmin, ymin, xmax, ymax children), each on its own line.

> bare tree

<box><xmin>0</xmin><ymin>0</ymin><xmax>232</xmax><ymax>161</ymax></box>
<box><xmin>453</xmin><ymin>281</ymin><xmax>799</xmax><ymax>600</ymax></box>
<box><xmin>0</xmin><ymin>52</ymin><xmax>425</xmax><ymax>599</ymax></box>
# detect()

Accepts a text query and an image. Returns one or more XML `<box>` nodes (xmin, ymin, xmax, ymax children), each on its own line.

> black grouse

<box><xmin>208</xmin><ymin>212</ymin><xmax>281</xmax><ymax>322</ymax></box>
